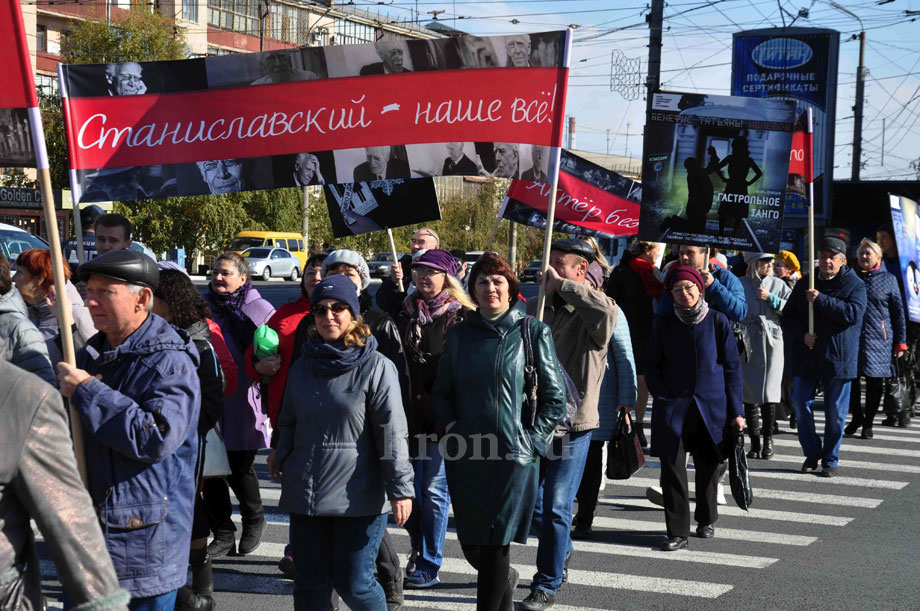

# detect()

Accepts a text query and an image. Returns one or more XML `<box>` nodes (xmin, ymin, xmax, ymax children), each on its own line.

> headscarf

<box><xmin>401</xmin><ymin>289</ymin><xmax>461</xmax><ymax>364</ymax></box>
<box><xmin>206</xmin><ymin>282</ymin><xmax>257</xmax><ymax>350</ymax></box>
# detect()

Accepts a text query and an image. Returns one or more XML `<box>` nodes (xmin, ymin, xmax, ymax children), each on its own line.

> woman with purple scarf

<box><xmin>396</xmin><ymin>248</ymin><xmax>476</xmax><ymax>588</ymax></box>
<box><xmin>202</xmin><ymin>252</ymin><xmax>275</xmax><ymax>558</ymax></box>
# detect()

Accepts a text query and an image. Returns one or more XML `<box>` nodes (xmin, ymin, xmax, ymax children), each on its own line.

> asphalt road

<box><xmin>38</xmin><ymin>280</ymin><xmax>920</xmax><ymax>610</ymax></box>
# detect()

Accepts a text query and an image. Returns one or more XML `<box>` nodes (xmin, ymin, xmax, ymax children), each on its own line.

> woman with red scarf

<box><xmin>606</xmin><ymin>239</ymin><xmax>664</xmax><ymax>446</ymax></box>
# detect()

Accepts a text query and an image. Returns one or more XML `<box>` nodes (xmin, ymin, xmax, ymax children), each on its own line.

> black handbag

<box><xmin>605</xmin><ymin>409</ymin><xmax>646</xmax><ymax>480</ymax></box>
<box><xmin>731</xmin><ymin>322</ymin><xmax>753</xmax><ymax>363</ymax></box>
<box><xmin>728</xmin><ymin>432</ymin><xmax>753</xmax><ymax>510</ymax></box>
<box><xmin>884</xmin><ymin>358</ymin><xmax>911</xmax><ymax>419</ymax></box>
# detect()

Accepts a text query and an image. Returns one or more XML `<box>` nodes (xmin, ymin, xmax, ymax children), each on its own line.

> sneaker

<box><xmin>716</xmin><ymin>483</ymin><xmax>727</xmax><ymax>506</ymax></box>
<box><xmin>403</xmin><ymin>570</ymin><xmax>439</xmax><ymax>589</ymax></box>
<box><xmin>520</xmin><ymin>590</ymin><xmax>555</xmax><ymax>611</ymax></box>
<box><xmin>278</xmin><ymin>553</ymin><xmax>294</xmax><ymax>580</ymax></box>
<box><xmin>645</xmin><ymin>486</ymin><xmax>664</xmax><ymax>507</ymax></box>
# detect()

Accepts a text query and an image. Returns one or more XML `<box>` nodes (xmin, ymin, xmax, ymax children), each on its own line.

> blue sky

<box><xmin>356</xmin><ymin>0</ymin><xmax>920</xmax><ymax>181</ymax></box>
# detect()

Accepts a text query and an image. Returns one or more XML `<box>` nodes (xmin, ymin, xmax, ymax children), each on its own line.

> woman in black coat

<box><xmin>645</xmin><ymin>265</ymin><xmax>745</xmax><ymax>552</ymax></box>
<box><xmin>606</xmin><ymin>239</ymin><xmax>663</xmax><ymax>446</ymax></box>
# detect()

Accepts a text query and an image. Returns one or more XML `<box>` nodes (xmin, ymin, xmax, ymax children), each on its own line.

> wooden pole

<box><xmin>485</xmin><ymin>216</ymin><xmax>503</xmax><ymax>251</ymax></box>
<box><xmin>807</xmin><ymin>107</ymin><xmax>815</xmax><ymax>336</ymax></box>
<box><xmin>27</xmin><ymin>106</ymin><xmax>88</xmax><ymax>486</ymax></box>
<box><xmin>386</xmin><ymin>227</ymin><xmax>404</xmax><ymax>292</ymax></box>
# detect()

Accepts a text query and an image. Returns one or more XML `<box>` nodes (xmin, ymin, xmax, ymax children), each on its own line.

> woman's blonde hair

<box><xmin>628</xmin><ymin>239</ymin><xmax>662</xmax><ymax>258</ymax></box>
<box><xmin>579</xmin><ymin>236</ymin><xmax>611</xmax><ymax>272</ymax></box>
<box><xmin>858</xmin><ymin>238</ymin><xmax>883</xmax><ymax>259</ymax></box>
<box><xmin>308</xmin><ymin>316</ymin><xmax>373</xmax><ymax>347</ymax></box>
<box><xmin>444</xmin><ymin>273</ymin><xmax>478</xmax><ymax>310</ymax></box>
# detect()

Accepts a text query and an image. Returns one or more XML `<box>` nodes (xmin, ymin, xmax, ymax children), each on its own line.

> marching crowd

<box><xmin>0</xmin><ymin>210</ymin><xmax>916</xmax><ymax>611</ymax></box>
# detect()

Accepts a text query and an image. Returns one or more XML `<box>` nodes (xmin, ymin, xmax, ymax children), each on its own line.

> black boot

<box><xmin>174</xmin><ymin>586</ymin><xmax>213</xmax><ymax>611</ymax></box>
<box><xmin>761</xmin><ymin>404</ymin><xmax>775</xmax><ymax>459</ymax></box>
<box><xmin>190</xmin><ymin>548</ymin><xmax>213</xmax><ymax>597</ymax></box>
<box><xmin>381</xmin><ymin>578</ymin><xmax>403</xmax><ymax>611</ymax></box>
<box><xmin>744</xmin><ymin>404</ymin><xmax>762</xmax><ymax>458</ymax></box>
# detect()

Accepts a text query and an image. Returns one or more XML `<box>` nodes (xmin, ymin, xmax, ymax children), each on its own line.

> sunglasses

<box><xmin>313</xmin><ymin>302</ymin><xmax>350</xmax><ymax>316</ymax></box>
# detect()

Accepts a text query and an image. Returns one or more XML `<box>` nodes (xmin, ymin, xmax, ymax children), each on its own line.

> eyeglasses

<box><xmin>413</xmin><ymin>266</ymin><xmax>444</xmax><ymax>278</ymax></box>
<box><xmin>671</xmin><ymin>285</ymin><xmax>698</xmax><ymax>295</ymax></box>
<box><xmin>313</xmin><ymin>302</ymin><xmax>350</xmax><ymax>316</ymax></box>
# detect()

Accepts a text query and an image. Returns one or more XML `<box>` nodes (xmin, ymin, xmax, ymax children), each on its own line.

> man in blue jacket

<box><xmin>782</xmin><ymin>236</ymin><xmax>866</xmax><ymax>477</ymax></box>
<box><xmin>57</xmin><ymin>250</ymin><xmax>201</xmax><ymax>610</ymax></box>
<box><xmin>657</xmin><ymin>245</ymin><xmax>748</xmax><ymax>323</ymax></box>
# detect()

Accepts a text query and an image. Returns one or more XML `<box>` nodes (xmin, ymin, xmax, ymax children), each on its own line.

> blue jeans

<box><xmin>129</xmin><ymin>590</ymin><xmax>178</xmax><ymax>611</ymax></box>
<box><xmin>405</xmin><ymin>436</ymin><xmax>450</xmax><ymax>576</ymax></box>
<box><xmin>530</xmin><ymin>430</ymin><xmax>592</xmax><ymax>595</ymax></box>
<box><xmin>290</xmin><ymin>513</ymin><xmax>387</xmax><ymax>611</ymax></box>
<box><xmin>791</xmin><ymin>376</ymin><xmax>851</xmax><ymax>469</ymax></box>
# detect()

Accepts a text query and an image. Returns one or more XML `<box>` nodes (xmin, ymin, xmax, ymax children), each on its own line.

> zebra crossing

<box><xmin>38</xmin><ymin>411</ymin><xmax>920</xmax><ymax>610</ymax></box>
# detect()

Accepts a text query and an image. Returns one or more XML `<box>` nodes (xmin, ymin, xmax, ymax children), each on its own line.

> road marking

<box><xmin>741</xmin><ymin>454</ymin><xmax>920</xmax><ymax>474</ymax></box>
<box><xmin>602</xmin><ymin>499</ymin><xmax>852</xmax><ymax>526</ymax></box>
<box><xmin>771</xmin><ymin>439</ymin><xmax>920</xmax><ymax>459</ymax></box>
<box><xmin>589</xmin><ymin>516</ymin><xmax>817</xmax><ymax>546</ymax></box>
<box><xmin>403</xmin><ymin>590</ymin><xmax>611</xmax><ymax>611</ymax></box>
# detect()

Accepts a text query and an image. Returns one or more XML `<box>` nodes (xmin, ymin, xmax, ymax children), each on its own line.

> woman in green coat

<box><xmin>434</xmin><ymin>253</ymin><xmax>566</xmax><ymax>611</ymax></box>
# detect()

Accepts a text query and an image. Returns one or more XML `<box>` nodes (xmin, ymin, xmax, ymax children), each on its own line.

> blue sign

<box><xmin>732</xmin><ymin>28</ymin><xmax>839</xmax><ymax>220</ymax></box>
<box><xmin>890</xmin><ymin>194</ymin><xmax>920</xmax><ymax>323</ymax></box>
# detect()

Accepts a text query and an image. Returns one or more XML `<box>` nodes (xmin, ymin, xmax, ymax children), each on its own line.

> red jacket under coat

<box><xmin>207</xmin><ymin>318</ymin><xmax>237</xmax><ymax>397</ymax></box>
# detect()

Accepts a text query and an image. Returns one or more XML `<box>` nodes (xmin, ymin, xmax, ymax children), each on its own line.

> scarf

<box><xmin>673</xmin><ymin>296</ymin><xmax>710</xmax><ymax>325</ymax></box>
<box><xmin>303</xmin><ymin>333</ymin><xmax>378</xmax><ymax>377</ymax></box>
<box><xmin>206</xmin><ymin>282</ymin><xmax>257</xmax><ymax>350</ymax></box>
<box><xmin>628</xmin><ymin>256</ymin><xmax>664</xmax><ymax>299</ymax></box>
<box><xmin>402</xmin><ymin>289</ymin><xmax>461</xmax><ymax>364</ymax></box>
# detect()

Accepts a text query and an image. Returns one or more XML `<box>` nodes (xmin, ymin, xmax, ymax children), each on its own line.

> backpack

<box><xmin>520</xmin><ymin>315</ymin><xmax>582</xmax><ymax>438</ymax></box>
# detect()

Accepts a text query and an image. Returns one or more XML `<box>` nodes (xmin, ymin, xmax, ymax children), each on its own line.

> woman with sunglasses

<box><xmin>271</xmin><ymin>275</ymin><xmax>413</xmax><ymax>611</ymax></box>
<box><xmin>646</xmin><ymin>265</ymin><xmax>744</xmax><ymax>552</ymax></box>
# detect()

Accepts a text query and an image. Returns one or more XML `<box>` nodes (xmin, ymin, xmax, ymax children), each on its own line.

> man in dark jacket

<box><xmin>56</xmin><ymin>250</ymin><xmax>201</xmax><ymax>609</ymax></box>
<box><xmin>782</xmin><ymin>236</ymin><xmax>867</xmax><ymax>477</ymax></box>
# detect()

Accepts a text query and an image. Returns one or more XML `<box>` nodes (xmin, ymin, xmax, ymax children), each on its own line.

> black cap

<box><xmin>79</xmin><ymin>249</ymin><xmax>159</xmax><ymax>290</ymax></box>
<box><xmin>818</xmin><ymin>236</ymin><xmax>847</xmax><ymax>257</ymax></box>
<box><xmin>550</xmin><ymin>238</ymin><xmax>596</xmax><ymax>263</ymax></box>
<box><xmin>80</xmin><ymin>204</ymin><xmax>105</xmax><ymax>227</ymax></box>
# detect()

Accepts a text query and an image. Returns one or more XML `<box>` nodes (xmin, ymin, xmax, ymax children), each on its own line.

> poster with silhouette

<box><xmin>323</xmin><ymin>178</ymin><xmax>441</xmax><ymax>238</ymax></box>
<box><xmin>889</xmin><ymin>194</ymin><xmax>920</xmax><ymax>323</ymax></box>
<box><xmin>637</xmin><ymin>92</ymin><xmax>796</xmax><ymax>251</ymax></box>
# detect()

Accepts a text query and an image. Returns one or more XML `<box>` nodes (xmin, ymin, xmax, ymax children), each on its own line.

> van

<box><xmin>227</xmin><ymin>231</ymin><xmax>306</xmax><ymax>268</ymax></box>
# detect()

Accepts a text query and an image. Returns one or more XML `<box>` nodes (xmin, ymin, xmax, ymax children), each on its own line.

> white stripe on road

<box><xmin>588</xmin><ymin>516</ymin><xmax>817</xmax><ymax>546</ymax></box>
<box><xmin>403</xmin><ymin>590</ymin><xmax>612</xmax><ymax>611</ymax></box>
<box><xmin>742</xmin><ymin>454</ymin><xmax>920</xmax><ymax>474</ymax></box>
<box><xmin>603</xmin><ymin>477</ymin><xmax>884</xmax><ymax>508</ymax></box>
<box><xmin>771</xmin><ymin>438</ymin><xmax>920</xmax><ymax>459</ymax></box>
<box><xmin>743</xmin><ymin>469</ymin><xmax>908</xmax><ymax>490</ymax></box>
<box><xmin>602</xmin><ymin>498</ymin><xmax>852</xmax><ymax>526</ymax></box>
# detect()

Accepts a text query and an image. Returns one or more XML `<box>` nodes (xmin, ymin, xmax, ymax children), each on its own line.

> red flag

<box><xmin>0</xmin><ymin>0</ymin><xmax>39</xmax><ymax>109</ymax></box>
<box><xmin>788</xmin><ymin>129</ymin><xmax>814</xmax><ymax>184</ymax></box>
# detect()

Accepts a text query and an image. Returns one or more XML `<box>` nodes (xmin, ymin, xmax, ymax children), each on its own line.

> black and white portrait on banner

<box><xmin>204</xmin><ymin>47</ymin><xmax>328</xmax><ymax>88</ymax></box>
<box><xmin>334</xmin><ymin>146</ymin><xmax>412</xmax><ymax>183</ymax></box>
<box><xmin>0</xmin><ymin>108</ymin><xmax>34</xmax><ymax>167</ymax></box>
<box><xmin>61</xmin><ymin>59</ymin><xmax>208</xmax><ymax>98</ymax></box>
<box><xmin>271</xmin><ymin>151</ymin><xmax>336</xmax><ymax>187</ymax></box>
<box><xmin>76</xmin><ymin>165</ymin><xmax>179</xmax><ymax>202</ymax></box>
<box><xmin>324</xmin><ymin>177</ymin><xmax>441</xmax><ymax>238</ymax></box>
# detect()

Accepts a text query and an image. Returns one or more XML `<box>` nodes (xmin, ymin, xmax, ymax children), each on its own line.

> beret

<box><xmin>550</xmin><ymin>238</ymin><xmax>595</xmax><ymax>263</ymax></box>
<box><xmin>411</xmin><ymin>248</ymin><xmax>459</xmax><ymax>277</ymax></box>
<box><xmin>79</xmin><ymin>249</ymin><xmax>159</xmax><ymax>290</ymax></box>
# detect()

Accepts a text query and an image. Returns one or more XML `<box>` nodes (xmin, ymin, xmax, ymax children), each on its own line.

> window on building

<box><xmin>36</xmin><ymin>25</ymin><xmax>47</xmax><ymax>52</ymax></box>
<box><xmin>35</xmin><ymin>74</ymin><xmax>58</xmax><ymax>98</ymax></box>
<box><xmin>333</xmin><ymin>18</ymin><xmax>375</xmax><ymax>45</ymax></box>
<box><xmin>207</xmin><ymin>46</ymin><xmax>236</xmax><ymax>56</ymax></box>
<box><xmin>182</xmin><ymin>0</ymin><xmax>198</xmax><ymax>22</ymax></box>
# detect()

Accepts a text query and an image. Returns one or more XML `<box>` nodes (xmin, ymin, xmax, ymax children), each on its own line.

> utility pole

<box><xmin>642</xmin><ymin>0</ymin><xmax>664</xmax><ymax>181</ymax></box>
<box><xmin>626</xmin><ymin>122</ymin><xmax>631</xmax><ymax>158</ymax></box>
<box><xmin>566</xmin><ymin>116</ymin><xmax>576</xmax><ymax>149</ymax></box>
<box><xmin>259</xmin><ymin>0</ymin><xmax>268</xmax><ymax>52</ymax></box>
<box><xmin>852</xmin><ymin>30</ymin><xmax>866</xmax><ymax>180</ymax></box>
<box><xmin>882</xmin><ymin>118</ymin><xmax>886</xmax><ymax>166</ymax></box>
<box><xmin>606</xmin><ymin>128</ymin><xmax>611</xmax><ymax>155</ymax></box>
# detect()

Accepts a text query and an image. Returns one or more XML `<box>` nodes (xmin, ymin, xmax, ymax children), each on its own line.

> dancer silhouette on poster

<box><xmin>683</xmin><ymin>145</ymin><xmax>721</xmax><ymax>233</ymax></box>
<box><xmin>717</xmin><ymin>135</ymin><xmax>762</xmax><ymax>237</ymax></box>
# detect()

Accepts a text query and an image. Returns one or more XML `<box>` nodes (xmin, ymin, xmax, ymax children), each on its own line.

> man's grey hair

<box><xmin>127</xmin><ymin>283</ymin><xmax>154</xmax><ymax>311</ymax></box>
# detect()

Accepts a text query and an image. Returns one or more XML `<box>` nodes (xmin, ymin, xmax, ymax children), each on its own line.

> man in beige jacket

<box><xmin>522</xmin><ymin>238</ymin><xmax>618</xmax><ymax>611</ymax></box>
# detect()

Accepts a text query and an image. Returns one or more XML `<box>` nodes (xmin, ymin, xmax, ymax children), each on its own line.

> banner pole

<box><xmin>386</xmin><ymin>227</ymin><xmax>404</xmax><ymax>293</ymax></box>
<box><xmin>535</xmin><ymin>27</ymin><xmax>573</xmax><ymax>322</ymax></box>
<box><xmin>28</xmin><ymin>106</ymin><xmax>88</xmax><ymax>486</ymax></box>
<box><xmin>485</xmin><ymin>216</ymin><xmax>502</xmax><ymax>251</ymax></box>
<box><xmin>807</xmin><ymin>106</ymin><xmax>815</xmax><ymax>336</ymax></box>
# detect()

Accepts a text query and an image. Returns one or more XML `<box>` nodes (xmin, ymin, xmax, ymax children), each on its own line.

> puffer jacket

<box><xmin>73</xmin><ymin>313</ymin><xmax>201</xmax><ymax>598</ymax></box>
<box><xmin>0</xmin><ymin>360</ymin><xmax>129</xmax><ymax>611</ymax></box>
<box><xmin>433</xmin><ymin>305</ymin><xmax>566</xmax><ymax>545</ymax></box>
<box><xmin>0</xmin><ymin>286</ymin><xmax>54</xmax><ymax>383</ymax></box>
<box><xmin>857</xmin><ymin>267</ymin><xmax>906</xmax><ymax>378</ymax></box>
<box><xmin>594</xmin><ymin>311</ymin><xmax>638</xmax><ymax>442</ymax></box>
<box><xmin>276</xmin><ymin>335</ymin><xmax>414</xmax><ymax>517</ymax></box>
<box><xmin>782</xmin><ymin>266</ymin><xmax>867</xmax><ymax>380</ymax></box>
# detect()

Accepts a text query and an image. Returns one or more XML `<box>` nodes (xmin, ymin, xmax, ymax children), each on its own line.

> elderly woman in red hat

<box><xmin>645</xmin><ymin>265</ymin><xmax>745</xmax><ymax>552</ymax></box>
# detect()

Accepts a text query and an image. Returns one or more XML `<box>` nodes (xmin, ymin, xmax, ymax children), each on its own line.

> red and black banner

<box><xmin>500</xmin><ymin>149</ymin><xmax>640</xmax><ymax>238</ymax></box>
<box><xmin>0</xmin><ymin>0</ymin><xmax>39</xmax><ymax>167</ymax></box>
<box><xmin>59</xmin><ymin>32</ymin><xmax>570</xmax><ymax>203</ymax></box>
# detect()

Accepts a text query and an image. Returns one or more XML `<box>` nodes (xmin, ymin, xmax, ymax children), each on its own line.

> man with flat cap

<box><xmin>782</xmin><ymin>235</ymin><xmax>866</xmax><ymax>478</ymax></box>
<box><xmin>523</xmin><ymin>238</ymin><xmax>617</xmax><ymax>611</ymax></box>
<box><xmin>56</xmin><ymin>249</ymin><xmax>202</xmax><ymax>611</ymax></box>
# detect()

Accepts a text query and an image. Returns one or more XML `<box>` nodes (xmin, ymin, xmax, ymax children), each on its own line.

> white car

<box><xmin>243</xmin><ymin>247</ymin><xmax>300</xmax><ymax>282</ymax></box>
<box><xmin>0</xmin><ymin>223</ymin><xmax>49</xmax><ymax>266</ymax></box>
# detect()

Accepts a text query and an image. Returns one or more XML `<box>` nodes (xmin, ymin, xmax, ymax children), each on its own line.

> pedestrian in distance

<box><xmin>56</xmin><ymin>249</ymin><xmax>202</xmax><ymax>610</ymax></box>
<box><xmin>202</xmin><ymin>252</ymin><xmax>275</xmax><ymax>558</ymax></box>
<box><xmin>0</xmin><ymin>255</ymin><xmax>55</xmax><ymax>384</ymax></box>
<box><xmin>645</xmin><ymin>265</ymin><xmax>745</xmax><ymax>552</ymax></box>
<box><xmin>271</xmin><ymin>275</ymin><xmax>414</xmax><ymax>611</ymax></box>
<box><xmin>782</xmin><ymin>236</ymin><xmax>867</xmax><ymax>478</ymax></box>
<box><xmin>847</xmin><ymin>239</ymin><xmax>906</xmax><ymax>437</ymax></box>
<box><xmin>433</xmin><ymin>252</ymin><xmax>566</xmax><ymax>611</ymax></box>
<box><xmin>738</xmin><ymin>252</ymin><xmax>791</xmax><ymax>459</ymax></box>
<box><xmin>0</xmin><ymin>359</ymin><xmax>129</xmax><ymax>611</ymax></box>
<box><xmin>773</xmin><ymin>249</ymin><xmax>801</xmax><ymax>430</ymax></box>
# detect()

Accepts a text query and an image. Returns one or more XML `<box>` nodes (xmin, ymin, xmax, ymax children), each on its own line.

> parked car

<box><xmin>367</xmin><ymin>252</ymin><xmax>405</xmax><ymax>279</ymax></box>
<box><xmin>0</xmin><ymin>223</ymin><xmax>48</xmax><ymax>267</ymax></box>
<box><xmin>129</xmin><ymin>240</ymin><xmax>157</xmax><ymax>260</ymax></box>
<box><xmin>464</xmin><ymin>251</ymin><xmax>487</xmax><ymax>268</ymax></box>
<box><xmin>520</xmin><ymin>260</ymin><xmax>543</xmax><ymax>283</ymax></box>
<box><xmin>242</xmin><ymin>247</ymin><xmax>300</xmax><ymax>282</ymax></box>
<box><xmin>228</xmin><ymin>231</ymin><xmax>307</xmax><ymax>268</ymax></box>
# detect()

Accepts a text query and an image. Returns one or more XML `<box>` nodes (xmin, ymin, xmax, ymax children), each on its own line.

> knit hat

<box><xmin>411</xmin><ymin>248</ymin><xmax>459</xmax><ymax>277</ymax></box>
<box><xmin>322</xmin><ymin>249</ymin><xmax>370</xmax><ymax>290</ymax></box>
<box><xmin>665</xmin><ymin>265</ymin><xmax>705</xmax><ymax>294</ymax></box>
<box><xmin>586</xmin><ymin>261</ymin><xmax>604</xmax><ymax>289</ymax></box>
<box><xmin>311</xmin><ymin>274</ymin><xmax>361</xmax><ymax>316</ymax></box>
<box><xmin>775</xmin><ymin>250</ymin><xmax>801</xmax><ymax>273</ymax></box>
<box><xmin>743</xmin><ymin>251</ymin><xmax>774</xmax><ymax>264</ymax></box>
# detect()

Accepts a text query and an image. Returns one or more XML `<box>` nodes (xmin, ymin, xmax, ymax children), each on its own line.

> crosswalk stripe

<box><xmin>588</xmin><ymin>516</ymin><xmax>817</xmax><ymax>546</ymax></box>
<box><xmin>403</xmin><ymin>590</ymin><xmax>611</xmax><ymax>611</ymax></box>
<box><xmin>807</xmin><ymin>430</ymin><xmax>920</xmax><ymax>444</ymax></box>
<box><xmin>601</xmin><ymin>477</ymin><xmax>884</xmax><ymax>508</ymax></box>
<box><xmin>771</xmin><ymin>438</ymin><xmax>920</xmax><ymax>458</ymax></box>
<box><xmin>737</xmin><ymin>454</ymin><xmax>920</xmax><ymax>474</ymax></box>
<box><xmin>601</xmin><ymin>498</ymin><xmax>852</xmax><ymax>526</ymax></box>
